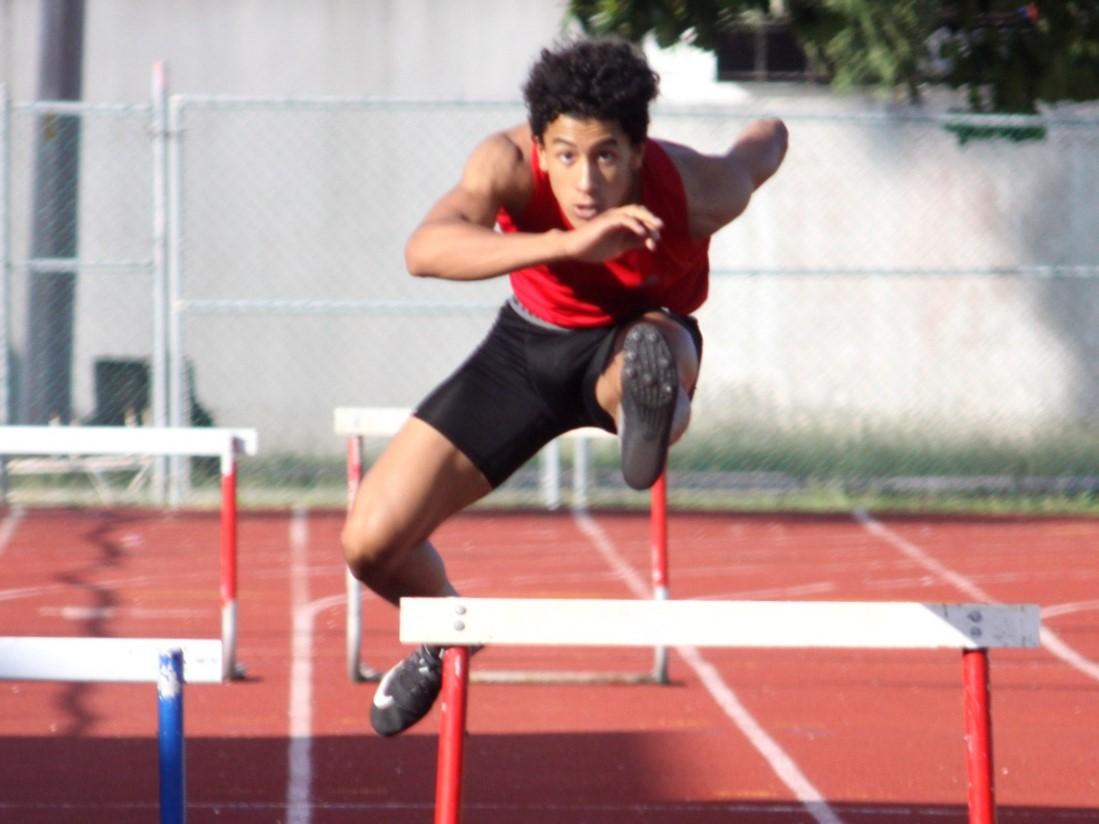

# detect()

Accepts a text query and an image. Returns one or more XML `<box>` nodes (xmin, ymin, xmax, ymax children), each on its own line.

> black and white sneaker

<box><xmin>370</xmin><ymin>644</ymin><xmax>443</xmax><ymax>737</ymax></box>
<box><xmin>619</xmin><ymin>322</ymin><xmax>678</xmax><ymax>490</ymax></box>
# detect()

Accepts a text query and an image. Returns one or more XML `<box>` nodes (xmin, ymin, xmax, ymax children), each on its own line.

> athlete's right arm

<box><xmin>404</xmin><ymin>130</ymin><xmax>564</xmax><ymax>281</ymax></box>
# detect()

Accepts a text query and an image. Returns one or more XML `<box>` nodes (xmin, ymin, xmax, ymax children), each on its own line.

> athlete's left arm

<box><xmin>668</xmin><ymin>118</ymin><xmax>788</xmax><ymax>239</ymax></box>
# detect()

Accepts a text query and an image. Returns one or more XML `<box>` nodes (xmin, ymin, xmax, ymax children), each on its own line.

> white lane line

<box><xmin>1043</xmin><ymin>600</ymin><xmax>1099</xmax><ymax>619</ymax></box>
<box><xmin>854</xmin><ymin>509</ymin><xmax>1099</xmax><ymax>684</ymax></box>
<box><xmin>287</xmin><ymin>506</ymin><xmax>312</xmax><ymax>824</ymax></box>
<box><xmin>37</xmin><ymin>606</ymin><xmax>206</xmax><ymax>620</ymax></box>
<box><xmin>0</xmin><ymin>572</ymin><xmax>196</xmax><ymax>604</ymax></box>
<box><xmin>574</xmin><ymin>510</ymin><xmax>845</xmax><ymax>824</ymax></box>
<box><xmin>0</xmin><ymin>505</ymin><xmax>26</xmax><ymax>557</ymax></box>
<box><xmin>695</xmin><ymin>581</ymin><xmax>837</xmax><ymax>601</ymax></box>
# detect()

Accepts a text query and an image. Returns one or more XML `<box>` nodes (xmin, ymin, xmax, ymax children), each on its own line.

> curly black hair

<box><xmin>522</xmin><ymin>38</ymin><xmax>660</xmax><ymax>145</ymax></box>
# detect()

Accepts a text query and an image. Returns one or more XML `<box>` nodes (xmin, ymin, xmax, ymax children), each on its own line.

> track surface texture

<box><xmin>1</xmin><ymin>505</ymin><xmax>1097</xmax><ymax>823</ymax></box>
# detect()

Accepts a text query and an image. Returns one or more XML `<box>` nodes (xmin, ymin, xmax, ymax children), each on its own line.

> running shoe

<box><xmin>370</xmin><ymin>644</ymin><xmax>443</xmax><ymax>737</ymax></box>
<box><xmin>619</xmin><ymin>322</ymin><xmax>677</xmax><ymax>490</ymax></box>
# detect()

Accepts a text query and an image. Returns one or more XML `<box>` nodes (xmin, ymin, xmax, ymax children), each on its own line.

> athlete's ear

<box><xmin>534</xmin><ymin>134</ymin><xmax>548</xmax><ymax>168</ymax></box>
<box><xmin>629</xmin><ymin>140</ymin><xmax>645</xmax><ymax>172</ymax></box>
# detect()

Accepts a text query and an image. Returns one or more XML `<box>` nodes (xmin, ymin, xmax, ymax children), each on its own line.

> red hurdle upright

<box><xmin>649</xmin><ymin>470</ymin><xmax>669</xmax><ymax>682</ymax></box>
<box><xmin>435</xmin><ymin>646</ymin><xmax>471</xmax><ymax>824</ymax></box>
<box><xmin>218</xmin><ymin>433</ymin><xmax>250</xmax><ymax>680</ymax></box>
<box><xmin>962</xmin><ymin>648</ymin><xmax>996</xmax><ymax>824</ymax></box>
<box><xmin>398</xmin><ymin>597</ymin><xmax>1040</xmax><ymax>824</ymax></box>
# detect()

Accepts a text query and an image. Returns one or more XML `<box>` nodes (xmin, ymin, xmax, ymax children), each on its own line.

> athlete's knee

<box><xmin>341</xmin><ymin>507</ymin><xmax>411</xmax><ymax>583</ymax></box>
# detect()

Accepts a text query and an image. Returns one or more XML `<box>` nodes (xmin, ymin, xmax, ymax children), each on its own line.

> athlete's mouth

<box><xmin>572</xmin><ymin>203</ymin><xmax>599</xmax><ymax>220</ymax></box>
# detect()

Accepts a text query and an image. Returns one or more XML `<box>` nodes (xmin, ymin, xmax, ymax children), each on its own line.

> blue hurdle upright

<box><xmin>0</xmin><ymin>636</ymin><xmax>223</xmax><ymax>823</ymax></box>
<box><xmin>158</xmin><ymin>649</ymin><xmax>186</xmax><ymax>824</ymax></box>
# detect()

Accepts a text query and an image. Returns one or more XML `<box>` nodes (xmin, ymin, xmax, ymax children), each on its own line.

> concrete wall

<box><xmin>2</xmin><ymin>0</ymin><xmax>573</xmax><ymax>99</ymax></box>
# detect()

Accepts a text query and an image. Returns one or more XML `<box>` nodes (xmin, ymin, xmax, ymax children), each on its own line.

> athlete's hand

<box><xmin>561</xmin><ymin>205</ymin><xmax>663</xmax><ymax>263</ymax></box>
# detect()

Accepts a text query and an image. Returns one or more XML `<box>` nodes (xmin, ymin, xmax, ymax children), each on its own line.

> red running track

<box><xmin>1</xmin><ymin>505</ymin><xmax>1097</xmax><ymax>823</ymax></box>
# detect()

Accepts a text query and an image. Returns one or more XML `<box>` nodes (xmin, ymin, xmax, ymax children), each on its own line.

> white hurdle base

<box><xmin>0</xmin><ymin>636</ymin><xmax>225</xmax><ymax>683</ymax></box>
<box><xmin>400</xmin><ymin>597</ymin><xmax>1040</xmax><ymax>824</ymax></box>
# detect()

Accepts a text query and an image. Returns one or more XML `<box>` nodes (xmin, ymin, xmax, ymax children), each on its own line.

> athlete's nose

<box><xmin>576</xmin><ymin>159</ymin><xmax>595</xmax><ymax>193</ymax></box>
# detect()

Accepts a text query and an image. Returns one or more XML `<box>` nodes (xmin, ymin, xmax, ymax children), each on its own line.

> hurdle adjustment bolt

<box><xmin>455</xmin><ymin>605</ymin><xmax>467</xmax><ymax>616</ymax></box>
<box><xmin>969</xmin><ymin>626</ymin><xmax>983</xmax><ymax>638</ymax></box>
<box><xmin>968</xmin><ymin>610</ymin><xmax>983</xmax><ymax>623</ymax></box>
<box><xmin>454</xmin><ymin>620</ymin><xmax>466</xmax><ymax>631</ymax></box>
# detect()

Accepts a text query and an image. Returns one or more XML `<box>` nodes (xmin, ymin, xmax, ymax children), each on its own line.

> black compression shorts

<box><xmin>414</xmin><ymin>301</ymin><xmax>702</xmax><ymax>488</ymax></box>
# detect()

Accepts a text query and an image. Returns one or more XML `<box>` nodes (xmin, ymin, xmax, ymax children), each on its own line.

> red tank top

<box><xmin>496</xmin><ymin>139</ymin><xmax>710</xmax><ymax>327</ymax></box>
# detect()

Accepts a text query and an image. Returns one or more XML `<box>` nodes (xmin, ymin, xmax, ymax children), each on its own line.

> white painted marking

<box><xmin>0</xmin><ymin>505</ymin><xmax>25</xmax><ymax>557</ymax></box>
<box><xmin>695</xmin><ymin>581</ymin><xmax>837</xmax><ymax>601</ymax></box>
<box><xmin>573</xmin><ymin>511</ymin><xmax>846</xmax><ymax>824</ymax></box>
<box><xmin>120</xmin><ymin>532</ymin><xmax>145</xmax><ymax>549</ymax></box>
<box><xmin>1042</xmin><ymin>600</ymin><xmax>1099</xmax><ymax>619</ymax></box>
<box><xmin>1038</xmin><ymin>630</ymin><xmax>1099</xmax><ymax>683</ymax></box>
<box><xmin>854</xmin><ymin>509</ymin><xmax>1099</xmax><ymax>684</ymax></box>
<box><xmin>37</xmin><ymin>606</ymin><xmax>206</xmax><ymax>621</ymax></box>
<box><xmin>1</xmin><ymin>566</ymin><xmax>232</xmax><ymax>613</ymax></box>
<box><xmin>287</xmin><ymin>506</ymin><xmax>312</xmax><ymax>824</ymax></box>
<box><xmin>853</xmin><ymin>511</ymin><xmax>986</xmax><ymax>599</ymax></box>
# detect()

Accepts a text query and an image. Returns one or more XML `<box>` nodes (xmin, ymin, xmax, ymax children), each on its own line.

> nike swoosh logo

<box><xmin>372</xmin><ymin>669</ymin><xmax>397</xmax><ymax>709</ymax></box>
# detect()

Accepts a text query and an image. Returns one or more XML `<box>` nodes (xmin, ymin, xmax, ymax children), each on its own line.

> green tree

<box><xmin>568</xmin><ymin>1</ymin><xmax>1099</xmax><ymax>113</ymax></box>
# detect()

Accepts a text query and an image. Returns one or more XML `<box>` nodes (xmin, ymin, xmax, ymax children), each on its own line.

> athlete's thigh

<box><xmin>347</xmin><ymin>416</ymin><xmax>492</xmax><ymax>551</ymax></box>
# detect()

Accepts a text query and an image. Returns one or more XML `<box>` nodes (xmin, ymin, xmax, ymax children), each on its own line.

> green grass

<box><xmin>667</xmin><ymin>421</ymin><xmax>1099</xmax><ymax>480</ymax></box>
<box><xmin>6</xmin><ymin>426</ymin><xmax>1099</xmax><ymax>516</ymax></box>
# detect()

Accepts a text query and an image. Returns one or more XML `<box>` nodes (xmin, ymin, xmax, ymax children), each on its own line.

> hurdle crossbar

<box><xmin>0</xmin><ymin>637</ymin><xmax>221</xmax><ymax>823</ymax></box>
<box><xmin>400</xmin><ymin>596</ymin><xmax>1041</xmax><ymax>824</ymax></box>
<box><xmin>0</xmin><ymin>636</ymin><xmax>224</xmax><ymax>683</ymax></box>
<box><xmin>0</xmin><ymin>425</ymin><xmax>257</xmax><ymax>460</ymax></box>
<box><xmin>0</xmin><ymin>425</ymin><xmax>258</xmax><ymax>681</ymax></box>
<box><xmin>335</xmin><ymin>406</ymin><xmax>670</xmax><ymax>685</ymax></box>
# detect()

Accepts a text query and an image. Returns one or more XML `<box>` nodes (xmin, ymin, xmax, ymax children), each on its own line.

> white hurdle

<box><xmin>400</xmin><ymin>596</ymin><xmax>1041</xmax><ymax>824</ymax></box>
<box><xmin>0</xmin><ymin>426</ymin><xmax>258</xmax><ymax>680</ymax></box>
<box><xmin>334</xmin><ymin>406</ymin><xmax>671</xmax><ymax>684</ymax></box>
<box><xmin>0</xmin><ymin>636</ymin><xmax>224</xmax><ymax>824</ymax></box>
<box><xmin>0</xmin><ymin>636</ymin><xmax>223</xmax><ymax>682</ymax></box>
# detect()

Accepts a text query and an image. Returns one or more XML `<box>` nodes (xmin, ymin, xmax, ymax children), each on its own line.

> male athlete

<box><xmin>342</xmin><ymin>37</ymin><xmax>788</xmax><ymax>736</ymax></box>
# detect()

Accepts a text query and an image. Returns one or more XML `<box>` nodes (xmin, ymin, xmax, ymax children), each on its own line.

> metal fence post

<box><xmin>0</xmin><ymin>84</ymin><xmax>10</xmax><ymax>424</ymax></box>
<box><xmin>0</xmin><ymin>84</ymin><xmax>9</xmax><ymax>500</ymax></box>
<box><xmin>166</xmin><ymin>93</ymin><xmax>188</xmax><ymax>506</ymax></box>
<box><xmin>151</xmin><ymin>62</ymin><xmax>170</xmax><ymax>504</ymax></box>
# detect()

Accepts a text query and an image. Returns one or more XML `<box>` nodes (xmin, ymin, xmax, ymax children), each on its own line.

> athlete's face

<box><xmin>536</xmin><ymin>115</ymin><xmax>643</xmax><ymax>225</ymax></box>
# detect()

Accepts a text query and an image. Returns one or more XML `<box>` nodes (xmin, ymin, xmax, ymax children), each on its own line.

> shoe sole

<box><xmin>369</xmin><ymin>649</ymin><xmax>442</xmax><ymax>737</ymax></box>
<box><xmin>619</xmin><ymin>323</ymin><xmax>677</xmax><ymax>490</ymax></box>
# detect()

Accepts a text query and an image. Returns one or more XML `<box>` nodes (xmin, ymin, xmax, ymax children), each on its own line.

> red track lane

<box><xmin>1</xmin><ymin>506</ymin><xmax>1098</xmax><ymax>823</ymax></box>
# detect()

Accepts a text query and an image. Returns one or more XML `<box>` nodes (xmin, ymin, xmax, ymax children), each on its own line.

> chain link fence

<box><xmin>3</xmin><ymin>81</ymin><xmax>1098</xmax><ymax>509</ymax></box>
